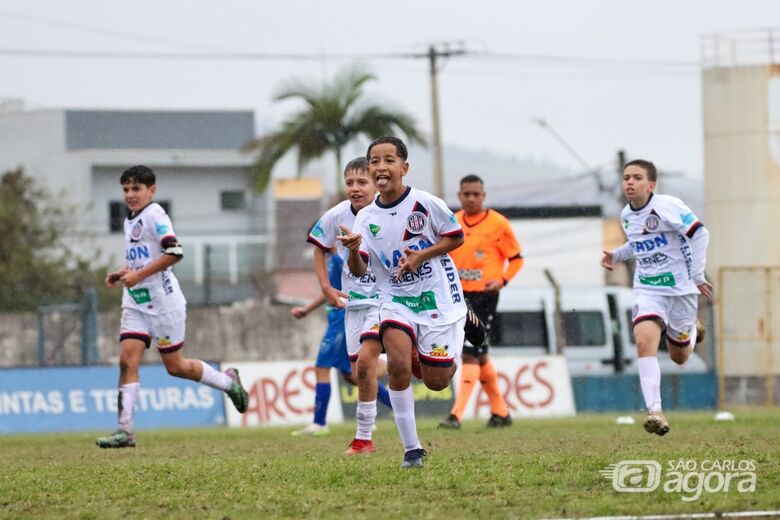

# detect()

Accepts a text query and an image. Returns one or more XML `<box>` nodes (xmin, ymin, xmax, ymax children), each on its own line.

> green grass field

<box><xmin>2</xmin><ymin>409</ymin><xmax>779</xmax><ymax>519</ymax></box>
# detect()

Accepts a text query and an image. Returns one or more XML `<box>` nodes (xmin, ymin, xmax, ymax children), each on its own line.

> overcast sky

<box><xmin>1</xmin><ymin>1</ymin><xmax>777</xmax><ymax>181</ymax></box>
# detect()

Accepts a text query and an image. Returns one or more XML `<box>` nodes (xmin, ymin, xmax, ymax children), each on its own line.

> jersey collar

<box><xmin>127</xmin><ymin>202</ymin><xmax>154</xmax><ymax>221</ymax></box>
<box><xmin>629</xmin><ymin>192</ymin><xmax>654</xmax><ymax>212</ymax></box>
<box><xmin>375</xmin><ymin>186</ymin><xmax>411</xmax><ymax>209</ymax></box>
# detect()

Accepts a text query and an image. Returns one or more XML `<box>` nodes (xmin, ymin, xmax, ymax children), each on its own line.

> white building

<box><xmin>0</xmin><ymin>105</ymin><xmax>273</xmax><ymax>304</ymax></box>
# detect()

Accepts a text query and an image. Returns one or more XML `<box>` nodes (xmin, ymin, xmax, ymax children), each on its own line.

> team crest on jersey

<box><xmin>475</xmin><ymin>249</ymin><xmax>485</xmax><ymax>261</ymax></box>
<box><xmin>406</xmin><ymin>211</ymin><xmax>427</xmax><ymax>234</ymax></box>
<box><xmin>644</xmin><ymin>214</ymin><xmax>660</xmax><ymax>232</ymax></box>
<box><xmin>131</xmin><ymin>221</ymin><xmax>143</xmax><ymax>240</ymax></box>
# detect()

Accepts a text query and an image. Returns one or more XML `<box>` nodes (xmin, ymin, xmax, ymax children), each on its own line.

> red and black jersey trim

<box><xmin>379</xmin><ymin>319</ymin><xmax>417</xmax><ymax>345</ymax></box>
<box><xmin>441</xmin><ymin>229</ymin><xmax>464</xmax><ymax>239</ymax></box>
<box><xmin>632</xmin><ymin>314</ymin><xmax>664</xmax><ymax>327</ymax></box>
<box><xmin>666</xmin><ymin>335</ymin><xmax>691</xmax><ymax>348</ymax></box>
<box><xmin>686</xmin><ymin>221</ymin><xmax>703</xmax><ymax>238</ymax></box>
<box><xmin>359</xmin><ymin>331</ymin><xmax>381</xmax><ymax>343</ymax></box>
<box><xmin>158</xmin><ymin>341</ymin><xmax>184</xmax><ymax>354</ymax></box>
<box><xmin>306</xmin><ymin>236</ymin><xmax>330</xmax><ymax>251</ymax></box>
<box><xmin>418</xmin><ymin>352</ymin><xmax>454</xmax><ymax>368</ymax></box>
<box><xmin>120</xmin><ymin>332</ymin><xmax>152</xmax><ymax>348</ymax></box>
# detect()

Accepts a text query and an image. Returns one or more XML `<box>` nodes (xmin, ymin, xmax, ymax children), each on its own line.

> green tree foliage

<box><xmin>0</xmin><ymin>168</ymin><xmax>115</xmax><ymax>311</ymax></box>
<box><xmin>244</xmin><ymin>65</ymin><xmax>427</xmax><ymax>193</ymax></box>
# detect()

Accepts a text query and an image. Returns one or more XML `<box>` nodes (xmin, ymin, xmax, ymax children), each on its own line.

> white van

<box><xmin>489</xmin><ymin>286</ymin><xmax>709</xmax><ymax>376</ymax></box>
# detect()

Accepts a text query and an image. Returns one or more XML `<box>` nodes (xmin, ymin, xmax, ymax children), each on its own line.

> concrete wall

<box><xmin>0</xmin><ymin>300</ymin><xmax>327</xmax><ymax>368</ymax></box>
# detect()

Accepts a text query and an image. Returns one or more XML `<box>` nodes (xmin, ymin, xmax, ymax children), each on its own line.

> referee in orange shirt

<box><xmin>439</xmin><ymin>174</ymin><xmax>524</xmax><ymax>429</ymax></box>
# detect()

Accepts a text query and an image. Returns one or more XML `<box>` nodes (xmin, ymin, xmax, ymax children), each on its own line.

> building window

<box><xmin>109</xmin><ymin>200</ymin><xmax>171</xmax><ymax>233</ymax></box>
<box><xmin>221</xmin><ymin>190</ymin><xmax>246</xmax><ymax>211</ymax></box>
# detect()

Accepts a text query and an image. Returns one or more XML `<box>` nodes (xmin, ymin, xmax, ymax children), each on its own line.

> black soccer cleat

<box><xmin>464</xmin><ymin>306</ymin><xmax>486</xmax><ymax>347</ymax></box>
<box><xmin>438</xmin><ymin>414</ymin><xmax>462</xmax><ymax>430</ymax></box>
<box><xmin>486</xmin><ymin>413</ymin><xmax>512</xmax><ymax>428</ymax></box>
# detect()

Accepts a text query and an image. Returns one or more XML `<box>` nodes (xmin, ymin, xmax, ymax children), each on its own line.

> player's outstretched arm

<box><xmin>291</xmin><ymin>293</ymin><xmax>328</xmax><ymax>319</ymax></box>
<box><xmin>602</xmin><ymin>242</ymin><xmax>633</xmax><ymax>271</ymax></box>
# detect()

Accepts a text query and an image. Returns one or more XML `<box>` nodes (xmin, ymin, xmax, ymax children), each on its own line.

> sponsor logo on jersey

<box><xmin>158</xmin><ymin>336</ymin><xmax>171</xmax><ymax>348</ymax></box>
<box><xmin>675</xmin><ymin>331</ymin><xmax>690</xmax><ymax>341</ymax></box>
<box><xmin>127</xmin><ymin>287</ymin><xmax>151</xmax><ymax>304</ymax></box>
<box><xmin>369</xmin><ymin>223</ymin><xmax>381</xmax><ymax>237</ymax></box>
<box><xmin>156</xmin><ymin>223</ymin><xmax>170</xmax><ymax>236</ymax></box>
<box><xmin>623</xmin><ymin>218</ymin><xmax>630</xmax><ymax>230</ymax></box>
<box><xmin>475</xmin><ymin>249</ymin><xmax>485</xmax><ymax>261</ymax></box>
<box><xmin>406</xmin><ymin>211</ymin><xmax>427</xmax><ymax>234</ymax></box>
<box><xmin>680</xmin><ymin>212</ymin><xmax>697</xmax><ymax>226</ymax></box>
<box><xmin>639</xmin><ymin>272</ymin><xmax>677</xmax><ymax>287</ymax></box>
<box><xmin>644</xmin><ymin>214</ymin><xmax>660</xmax><ymax>232</ymax></box>
<box><xmin>631</xmin><ymin>234</ymin><xmax>669</xmax><ymax>253</ymax></box>
<box><xmin>430</xmin><ymin>344</ymin><xmax>449</xmax><ymax>357</ymax></box>
<box><xmin>441</xmin><ymin>255</ymin><xmax>463</xmax><ymax>303</ymax></box>
<box><xmin>389</xmin><ymin>262</ymin><xmax>434</xmax><ymax>285</ymax></box>
<box><xmin>391</xmin><ymin>291</ymin><xmax>438</xmax><ymax>313</ymax></box>
<box><xmin>636</xmin><ymin>252</ymin><xmax>670</xmax><ymax>267</ymax></box>
<box><xmin>126</xmin><ymin>245</ymin><xmax>150</xmax><ymax>261</ymax></box>
<box><xmin>131</xmin><ymin>221</ymin><xmax>143</xmax><ymax>240</ymax></box>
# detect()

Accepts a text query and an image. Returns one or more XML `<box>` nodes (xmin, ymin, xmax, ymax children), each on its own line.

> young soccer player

<box><xmin>303</xmin><ymin>157</ymin><xmax>392</xmax><ymax>453</ymax></box>
<box><xmin>97</xmin><ymin>165</ymin><xmax>248</xmax><ymax>448</ymax></box>
<box><xmin>439</xmin><ymin>174</ymin><xmax>524</xmax><ymax>430</ymax></box>
<box><xmin>601</xmin><ymin>159</ymin><xmax>711</xmax><ymax>436</ymax></box>
<box><xmin>340</xmin><ymin>137</ymin><xmax>467</xmax><ymax>468</ymax></box>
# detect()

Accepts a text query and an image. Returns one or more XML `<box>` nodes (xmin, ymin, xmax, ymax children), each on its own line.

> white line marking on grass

<box><xmin>545</xmin><ymin>511</ymin><xmax>780</xmax><ymax>520</ymax></box>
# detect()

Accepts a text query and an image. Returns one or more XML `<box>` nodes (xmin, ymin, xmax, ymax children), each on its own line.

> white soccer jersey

<box><xmin>121</xmin><ymin>203</ymin><xmax>186</xmax><ymax>314</ymax></box>
<box><xmin>353</xmin><ymin>186</ymin><xmax>467</xmax><ymax>326</ymax></box>
<box><xmin>307</xmin><ymin>200</ymin><xmax>379</xmax><ymax>309</ymax></box>
<box><xmin>620</xmin><ymin>193</ymin><xmax>703</xmax><ymax>296</ymax></box>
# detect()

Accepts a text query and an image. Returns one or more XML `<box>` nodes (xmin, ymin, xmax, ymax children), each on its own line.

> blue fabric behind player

<box><xmin>315</xmin><ymin>253</ymin><xmax>351</xmax><ymax>374</ymax></box>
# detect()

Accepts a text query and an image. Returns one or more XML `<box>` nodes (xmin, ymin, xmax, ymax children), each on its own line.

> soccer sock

<box><xmin>450</xmin><ymin>363</ymin><xmax>480</xmax><ymax>420</ymax></box>
<box><xmin>198</xmin><ymin>361</ymin><xmax>232</xmax><ymax>391</ymax></box>
<box><xmin>480</xmin><ymin>360</ymin><xmax>509</xmax><ymax>417</ymax></box>
<box><xmin>389</xmin><ymin>386</ymin><xmax>422</xmax><ymax>452</ymax></box>
<box><xmin>376</xmin><ymin>382</ymin><xmax>393</xmax><ymax>410</ymax></box>
<box><xmin>638</xmin><ymin>356</ymin><xmax>662</xmax><ymax>412</ymax></box>
<box><xmin>355</xmin><ymin>400</ymin><xmax>378</xmax><ymax>441</ymax></box>
<box><xmin>118</xmin><ymin>382</ymin><xmax>140</xmax><ymax>434</ymax></box>
<box><xmin>313</xmin><ymin>382</ymin><xmax>331</xmax><ymax>426</ymax></box>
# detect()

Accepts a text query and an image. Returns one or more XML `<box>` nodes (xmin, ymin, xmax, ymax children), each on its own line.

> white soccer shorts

<box><xmin>378</xmin><ymin>302</ymin><xmax>466</xmax><ymax>368</ymax></box>
<box><xmin>119</xmin><ymin>306</ymin><xmax>186</xmax><ymax>353</ymax></box>
<box><xmin>632</xmin><ymin>293</ymin><xmax>698</xmax><ymax>348</ymax></box>
<box><xmin>345</xmin><ymin>305</ymin><xmax>381</xmax><ymax>361</ymax></box>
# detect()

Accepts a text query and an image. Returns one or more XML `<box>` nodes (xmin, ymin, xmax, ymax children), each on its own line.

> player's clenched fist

<box><xmin>337</xmin><ymin>224</ymin><xmax>362</xmax><ymax>251</ymax></box>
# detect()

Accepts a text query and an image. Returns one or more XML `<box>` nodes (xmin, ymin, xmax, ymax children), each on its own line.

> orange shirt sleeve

<box><xmin>498</xmin><ymin>219</ymin><xmax>523</xmax><ymax>284</ymax></box>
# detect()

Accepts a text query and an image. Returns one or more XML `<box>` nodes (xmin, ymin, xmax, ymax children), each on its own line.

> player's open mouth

<box><xmin>376</xmin><ymin>175</ymin><xmax>390</xmax><ymax>188</ymax></box>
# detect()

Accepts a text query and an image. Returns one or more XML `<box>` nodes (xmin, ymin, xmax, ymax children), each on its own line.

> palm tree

<box><xmin>244</xmin><ymin>66</ymin><xmax>426</xmax><ymax>193</ymax></box>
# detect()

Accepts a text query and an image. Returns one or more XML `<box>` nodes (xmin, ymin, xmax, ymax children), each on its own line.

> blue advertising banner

<box><xmin>0</xmin><ymin>364</ymin><xmax>225</xmax><ymax>434</ymax></box>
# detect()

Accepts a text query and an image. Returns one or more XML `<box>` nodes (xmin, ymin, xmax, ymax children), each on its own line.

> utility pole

<box><xmin>617</xmin><ymin>149</ymin><xmax>627</xmax><ymax>206</ymax></box>
<box><xmin>405</xmin><ymin>43</ymin><xmax>467</xmax><ymax>199</ymax></box>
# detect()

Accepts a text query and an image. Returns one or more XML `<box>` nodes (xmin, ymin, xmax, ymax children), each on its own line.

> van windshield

<box><xmin>562</xmin><ymin>311</ymin><xmax>607</xmax><ymax>346</ymax></box>
<box><xmin>490</xmin><ymin>311</ymin><xmax>548</xmax><ymax>348</ymax></box>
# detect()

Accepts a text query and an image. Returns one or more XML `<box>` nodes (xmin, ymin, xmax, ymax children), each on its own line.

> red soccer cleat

<box><xmin>344</xmin><ymin>438</ymin><xmax>376</xmax><ymax>455</ymax></box>
<box><xmin>411</xmin><ymin>348</ymin><xmax>422</xmax><ymax>379</ymax></box>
